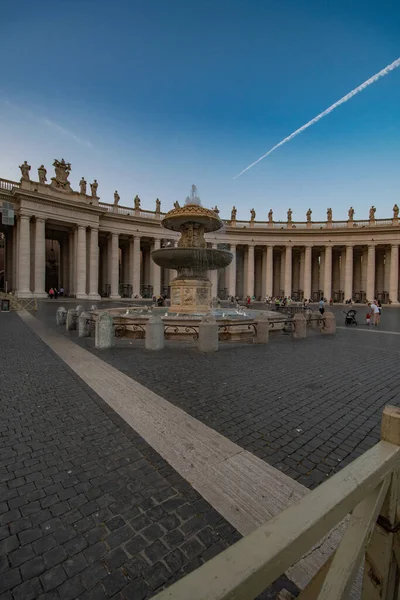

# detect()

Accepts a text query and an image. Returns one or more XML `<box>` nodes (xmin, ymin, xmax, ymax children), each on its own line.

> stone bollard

<box><xmin>76</xmin><ymin>305</ymin><xmax>85</xmax><ymax>317</ymax></box>
<box><xmin>145</xmin><ymin>315</ymin><xmax>165</xmax><ymax>350</ymax></box>
<box><xmin>95</xmin><ymin>313</ymin><xmax>115</xmax><ymax>349</ymax></box>
<box><xmin>309</xmin><ymin>310</ymin><xmax>319</xmax><ymax>330</ymax></box>
<box><xmin>321</xmin><ymin>311</ymin><xmax>336</xmax><ymax>335</ymax></box>
<box><xmin>56</xmin><ymin>306</ymin><xmax>67</xmax><ymax>326</ymax></box>
<box><xmin>292</xmin><ymin>313</ymin><xmax>307</xmax><ymax>340</ymax></box>
<box><xmin>66</xmin><ymin>309</ymin><xmax>77</xmax><ymax>331</ymax></box>
<box><xmin>254</xmin><ymin>313</ymin><xmax>269</xmax><ymax>344</ymax></box>
<box><xmin>78</xmin><ymin>311</ymin><xmax>91</xmax><ymax>338</ymax></box>
<box><xmin>198</xmin><ymin>314</ymin><xmax>218</xmax><ymax>353</ymax></box>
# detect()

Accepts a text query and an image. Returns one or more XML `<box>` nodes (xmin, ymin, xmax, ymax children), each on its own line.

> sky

<box><xmin>1</xmin><ymin>0</ymin><xmax>400</xmax><ymax>222</ymax></box>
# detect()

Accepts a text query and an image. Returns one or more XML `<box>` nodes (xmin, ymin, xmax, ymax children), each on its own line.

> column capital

<box><xmin>391</xmin><ymin>243</ymin><xmax>399</xmax><ymax>249</ymax></box>
<box><xmin>19</xmin><ymin>213</ymin><xmax>31</xmax><ymax>221</ymax></box>
<box><xmin>36</xmin><ymin>217</ymin><xmax>46</xmax><ymax>224</ymax></box>
<box><xmin>77</xmin><ymin>224</ymin><xmax>87</xmax><ymax>231</ymax></box>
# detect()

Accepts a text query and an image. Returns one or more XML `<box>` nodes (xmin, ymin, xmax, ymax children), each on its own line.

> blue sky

<box><xmin>1</xmin><ymin>0</ymin><xmax>399</xmax><ymax>221</ymax></box>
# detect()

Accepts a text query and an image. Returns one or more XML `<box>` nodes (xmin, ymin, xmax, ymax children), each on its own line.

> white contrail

<box><xmin>234</xmin><ymin>56</ymin><xmax>400</xmax><ymax>178</ymax></box>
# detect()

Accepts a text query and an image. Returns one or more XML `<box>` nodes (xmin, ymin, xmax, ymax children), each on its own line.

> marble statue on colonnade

<box><xmin>19</xmin><ymin>160</ymin><xmax>31</xmax><ymax>181</ymax></box>
<box><xmin>250</xmin><ymin>208</ymin><xmax>256</xmax><ymax>221</ymax></box>
<box><xmin>287</xmin><ymin>208</ymin><xmax>292</xmax><ymax>222</ymax></box>
<box><xmin>348</xmin><ymin>206</ymin><xmax>355</xmax><ymax>221</ymax></box>
<box><xmin>327</xmin><ymin>207</ymin><xmax>332</xmax><ymax>222</ymax></box>
<box><xmin>37</xmin><ymin>165</ymin><xmax>47</xmax><ymax>184</ymax></box>
<box><xmin>268</xmin><ymin>209</ymin><xmax>273</xmax><ymax>223</ymax></box>
<box><xmin>134</xmin><ymin>195</ymin><xmax>141</xmax><ymax>210</ymax></box>
<box><xmin>394</xmin><ymin>204</ymin><xmax>399</xmax><ymax>219</ymax></box>
<box><xmin>90</xmin><ymin>180</ymin><xmax>98</xmax><ymax>197</ymax></box>
<box><xmin>369</xmin><ymin>206</ymin><xmax>376</xmax><ymax>220</ymax></box>
<box><xmin>50</xmin><ymin>158</ymin><xmax>72</xmax><ymax>192</ymax></box>
<box><xmin>79</xmin><ymin>177</ymin><xmax>87</xmax><ymax>194</ymax></box>
<box><xmin>306</xmin><ymin>208</ymin><xmax>312</xmax><ymax>222</ymax></box>
<box><xmin>155</xmin><ymin>198</ymin><xmax>161</xmax><ymax>213</ymax></box>
<box><xmin>114</xmin><ymin>190</ymin><xmax>120</xmax><ymax>205</ymax></box>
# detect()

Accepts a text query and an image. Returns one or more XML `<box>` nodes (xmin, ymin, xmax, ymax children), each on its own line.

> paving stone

<box><xmin>104</xmin><ymin>516</ymin><xmax>126</xmax><ymax>531</ymax></box>
<box><xmin>164</xmin><ymin>548</ymin><xmax>187</xmax><ymax>573</ymax></box>
<box><xmin>120</xmin><ymin>579</ymin><xmax>149</xmax><ymax>600</ymax></box>
<box><xmin>56</xmin><ymin>573</ymin><xmax>85</xmax><ymax>600</ymax></box>
<box><xmin>43</xmin><ymin>545</ymin><xmax>68</xmax><ymax>569</ymax></box>
<box><xmin>102</xmin><ymin>570</ymin><xmax>129</xmax><ymax>596</ymax></box>
<box><xmin>103</xmin><ymin>547</ymin><xmax>128</xmax><ymax>570</ymax></box>
<box><xmin>32</xmin><ymin>535</ymin><xmax>57</xmax><ymax>556</ymax></box>
<box><xmin>80</xmin><ymin>561</ymin><xmax>109</xmax><ymax>589</ymax></box>
<box><xmin>0</xmin><ymin>568</ymin><xmax>21</xmax><ymax>593</ymax></box>
<box><xmin>40</xmin><ymin>564</ymin><xmax>67</xmax><ymax>592</ymax></box>
<box><xmin>63</xmin><ymin>553</ymin><xmax>88</xmax><ymax>577</ymax></box>
<box><xmin>9</xmin><ymin>544</ymin><xmax>34</xmax><ymax>567</ymax></box>
<box><xmin>10</xmin><ymin>577</ymin><xmax>42</xmax><ymax>600</ymax></box>
<box><xmin>20</xmin><ymin>555</ymin><xmax>46</xmax><ymax>579</ymax></box>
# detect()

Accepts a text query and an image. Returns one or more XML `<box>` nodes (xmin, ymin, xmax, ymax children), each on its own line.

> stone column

<box><xmin>247</xmin><ymin>244</ymin><xmax>255</xmax><ymax>297</ymax></box>
<box><xmin>319</xmin><ymin>249</ymin><xmax>325</xmax><ymax>292</ymax></box>
<box><xmin>210</xmin><ymin>243</ymin><xmax>218</xmax><ymax>298</ymax></box>
<box><xmin>366</xmin><ymin>244</ymin><xmax>376</xmax><ymax>301</ymax></box>
<box><xmin>375</xmin><ymin>250</ymin><xmax>385</xmax><ymax>293</ymax></box>
<box><xmin>266</xmin><ymin>245</ymin><xmax>273</xmax><ymax>298</ymax></box>
<box><xmin>389</xmin><ymin>244</ymin><xmax>399</xmax><ymax>304</ymax></box>
<box><xmin>75</xmin><ymin>226</ymin><xmax>87</xmax><ymax>299</ymax></box>
<box><xmin>34</xmin><ymin>217</ymin><xmax>47</xmax><ymax>297</ymax></box>
<box><xmin>303</xmin><ymin>245</ymin><xmax>312</xmax><ymax>301</ymax></box>
<box><xmin>299</xmin><ymin>249</ymin><xmax>305</xmax><ymax>296</ymax></box>
<box><xmin>12</xmin><ymin>223</ymin><xmax>19</xmax><ymax>293</ymax></box>
<box><xmin>5</xmin><ymin>231</ymin><xmax>13</xmax><ymax>291</ymax></box>
<box><xmin>228</xmin><ymin>244</ymin><xmax>236</xmax><ymax>297</ymax></box>
<box><xmin>152</xmin><ymin>238</ymin><xmax>161</xmax><ymax>297</ymax></box>
<box><xmin>344</xmin><ymin>245</ymin><xmax>354</xmax><ymax>301</ymax></box>
<box><xmin>69</xmin><ymin>229</ymin><xmax>76</xmax><ymax>297</ymax></box>
<box><xmin>132</xmin><ymin>236</ymin><xmax>141</xmax><ymax>297</ymax></box>
<box><xmin>279</xmin><ymin>249</ymin><xmax>286</xmax><ymax>295</ymax></box>
<box><xmin>88</xmin><ymin>227</ymin><xmax>100</xmax><ymax>299</ymax></box>
<box><xmin>324</xmin><ymin>245</ymin><xmax>332</xmax><ymax>301</ymax></box>
<box><xmin>110</xmin><ymin>232</ymin><xmax>121</xmax><ymax>299</ymax></box>
<box><xmin>384</xmin><ymin>248</ymin><xmax>391</xmax><ymax>292</ymax></box>
<box><xmin>312</xmin><ymin>250</ymin><xmax>319</xmax><ymax>297</ymax></box>
<box><xmin>17</xmin><ymin>215</ymin><xmax>32</xmax><ymax>297</ymax></box>
<box><xmin>353</xmin><ymin>251</ymin><xmax>362</xmax><ymax>295</ymax></box>
<box><xmin>361</xmin><ymin>247</ymin><xmax>368</xmax><ymax>294</ymax></box>
<box><xmin>284</xmin><ymin>245</ymin><xmax>292</xmax><ymax>298</ymax></box>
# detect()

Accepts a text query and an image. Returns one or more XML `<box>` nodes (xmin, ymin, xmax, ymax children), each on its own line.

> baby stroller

<box><xmin>343</xmin><ymin>309</ymin><xmax>358</xmax><ymax>326</ymax></box>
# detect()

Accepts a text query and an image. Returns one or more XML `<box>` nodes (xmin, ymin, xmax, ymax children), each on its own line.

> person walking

<box><xmin>319</xmin><ymin>297</ymin><xmax>325</xmax><ymax>315</ymax></box>
<box><xmin>370</xmin><ymin>300</ymin><xmax>380</xmax><ymax>326</ymax></box>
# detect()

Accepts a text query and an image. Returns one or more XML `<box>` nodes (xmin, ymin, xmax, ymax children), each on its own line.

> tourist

<box><xmin>48</xmin><ymin>288</ymin><xmax>54</xmax><ymax>299</ymax></box>
<box><xmin>59</xmin><ymin>287</ymin><xmax>64</xmax><ymax>297</ymax></box>
<box><xmin>370</xmin><ymin>300</ymin><xmax>380</xmax><ymax>326</ymax></box>
<box><xmin>376</xmin><ymin>299</ymin><xmax>382</xmax><ymax>324</ymax></box>
<box><xmin>246</xmin><ymin>295</ymin><xmax>251</xmax><ymax>307</ymax></box>
<box><xmin>366</xmin><ymin>310</ymin><xmax>371</xmax><ymax>326</ymax></box>
<box><xmin>319</xmin><ymin>297</ymin><xmax>325</xmax><ymax>315</ymax></box>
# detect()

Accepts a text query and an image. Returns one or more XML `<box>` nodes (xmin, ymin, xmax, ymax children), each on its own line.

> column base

<box><xmin>16</xmin><ymin>291</ymin><xmax>33</xmax><ymax>299</ymax></box>
<box><xmin>110</xmin><ymin>294</ymin><xmax>121</xmax><ymax>300</ymax></box>
<box><xmin>76</xmin><ymin>293</ymin><xmax>88</xmax><ymax>300</ymax></box>
<box><xmin>33</xmin><ymin>291</ymin><xmax>48</xmax><ymax>299</ymax></box>
<box><xmin>88</xmin><ymin>293</ymin><xmax>101</xmax><ymax>301</ymax></box>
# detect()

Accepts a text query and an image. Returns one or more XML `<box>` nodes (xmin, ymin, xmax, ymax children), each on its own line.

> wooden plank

<box><xmin>317</xmin><ymin>478</ymin><xmax>390</xmax><ymax>600</ymax></box>
<box><xmin>152</xmin><ymin>442</ymin><xmax>400</xmax><ymax>600</ymax></box>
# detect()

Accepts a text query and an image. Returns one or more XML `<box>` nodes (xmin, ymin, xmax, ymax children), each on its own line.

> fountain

<box><xmin>90</xmin><ymin>187</ymin><xmax>282</xmax><ymax>341</ymax></box>
<box><xmin>151</xmin><ymin>185</ymin><xmax>232</xmax><ymax>313</ymax></box>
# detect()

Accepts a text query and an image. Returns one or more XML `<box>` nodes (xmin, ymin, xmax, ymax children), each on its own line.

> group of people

<box><xmin>366</xmin><ymin>300</ymin><xmax>382</xmax><ymax>326</ymax></box>
<box><xmin>48</xmin><ymin>287</ymin><xmax>64</xmax><ymax>299</ymax></box>
<box><xmin>152</xmin><ymin>294</ymin><xmax>168</xmax><ymax>307</ymax></box>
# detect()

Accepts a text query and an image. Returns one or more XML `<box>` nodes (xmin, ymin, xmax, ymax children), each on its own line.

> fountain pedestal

<box><xmin>170</xmin><ymin>278</ymin><xmax>212</xmax><ymax>313</ymax></box>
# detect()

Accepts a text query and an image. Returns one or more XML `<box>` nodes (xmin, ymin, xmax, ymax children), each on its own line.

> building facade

<box><xmin>0</xmin><ymin>159</ymin><xmax>399</xmax><ymax>304</ymax></box>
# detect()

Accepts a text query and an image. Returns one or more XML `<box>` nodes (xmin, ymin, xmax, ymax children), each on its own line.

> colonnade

<box><xmin>8</xmin><ymin>215</ymin><xmax>400</xmax><ymax>303</ymax></box>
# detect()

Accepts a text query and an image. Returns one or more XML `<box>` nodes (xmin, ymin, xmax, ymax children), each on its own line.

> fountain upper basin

<box><xmin>151</xmin><ymin>247</ymin><xmax>233</xmax><ymax>271</ymax></box>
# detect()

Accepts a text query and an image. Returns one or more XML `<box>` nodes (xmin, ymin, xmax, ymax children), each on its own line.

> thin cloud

<box><xmin>41</xmin><ymin>118</ymin><xmax>93</xmax><ymax>148</ymax></box>
<box><xmin>1</xmin><ymin>98</ymin><xmax>93</xmax><ymax>149</ymax></box>
<box><xmin>234</xmin><ymin>56</ymin><xmax>400</xmax><ymax>178</ymax></box>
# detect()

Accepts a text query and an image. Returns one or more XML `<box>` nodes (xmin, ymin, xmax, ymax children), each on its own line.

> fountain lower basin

<box><xmin>90</xmin><ymin>306</ymin><xmax>284</xmax><ymax>342</ymax></box>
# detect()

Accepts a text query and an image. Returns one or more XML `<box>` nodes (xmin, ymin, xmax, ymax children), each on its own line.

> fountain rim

<box><xmin>161</xmin><ymin>203</ymin><xmax>223</xmax><ymax>232</ymax></box>
<box><xmin>151</xmin><ymin>246</ymin><xmax>233</xmax><ymax>270</ymax></box>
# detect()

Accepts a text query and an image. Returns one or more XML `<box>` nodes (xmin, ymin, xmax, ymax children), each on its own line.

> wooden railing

<box><xmin>154</xmin><ymin>406</ymin><xmax>400</xmax><ymax>600</ymax></box>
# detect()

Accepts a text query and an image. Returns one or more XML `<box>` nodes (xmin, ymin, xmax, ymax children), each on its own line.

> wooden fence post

<box><xmin>362</xmin><ymin>406</ymin><xmax>400</xmax><ymax>600</ymax></box>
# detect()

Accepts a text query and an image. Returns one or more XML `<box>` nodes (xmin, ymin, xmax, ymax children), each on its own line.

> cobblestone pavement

<box><xmin>34</xmin><ymin>302</ymin><xmax>400</xmax><ymax>492</ymax></box>
<box><xmin>0</xmin><ymin>312</ymin><xmax>297</xmax><ymax>600</ymax></box>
